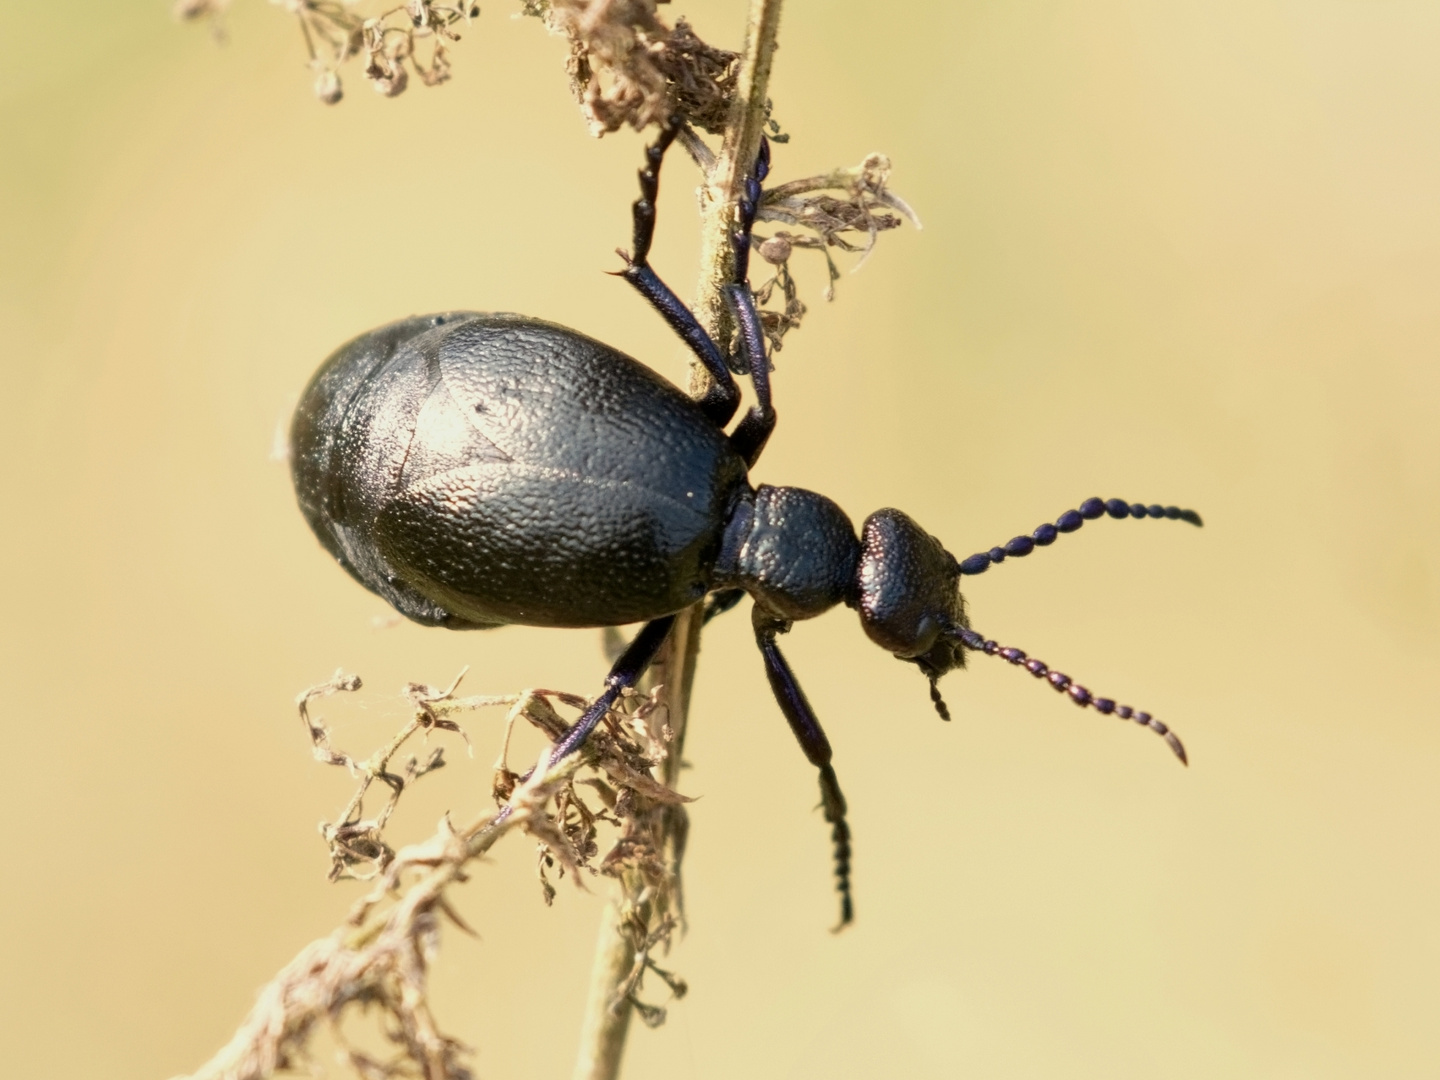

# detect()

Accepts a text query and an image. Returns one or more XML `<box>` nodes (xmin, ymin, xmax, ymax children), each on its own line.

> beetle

<box><xmin>290</xmin><ymin>121</ymin><xmax>1201</xmax><ymax>927</ymax></box>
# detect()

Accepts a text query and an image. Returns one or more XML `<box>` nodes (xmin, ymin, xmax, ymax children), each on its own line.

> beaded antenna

<box><xmin>956</xmin><ymin>496</ymin><xmax>1202</xmax><ymax>576</ymax></box>
<box><xmin>934</xmin><ymin>496</ymin><xmax>1202</xmax><ymax>764</ymax></box>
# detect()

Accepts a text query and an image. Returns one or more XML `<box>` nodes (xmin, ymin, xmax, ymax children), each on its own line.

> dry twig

<box><xmin>177</xmin><ymin>673</ymin><xmax>689</xmax><ymax>1080</ymax></box>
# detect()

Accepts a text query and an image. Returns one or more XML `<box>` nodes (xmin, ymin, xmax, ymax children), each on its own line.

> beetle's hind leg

<box><xmin>485</xmin><ymin>616</ymin><xmax>677</xmax><ymax>840</ymax></box>
<box><xmin>753</xmin><ymin>606</ymin><xmax>855</xmax><ymax>930</ymax></box>
<box><xmin>550</xmin><ymin>615</ymin><xmax>677</xmax><ymax>762</ymax></box>
<box><xmin>618</xmin><ymin>120</ymin><xmax>741</xmax><ymax>429</ymax></box>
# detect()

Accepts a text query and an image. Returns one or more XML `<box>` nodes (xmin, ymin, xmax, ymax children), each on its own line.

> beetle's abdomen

<box><xmin>291</xmin><ymin>313</ymin><xmax>749</xmax><ymax>629</ymax></box>
<box><xmin>291</xmin><ymin>312</ymin><xmax>472</xmax><ymax>626</ymax></box>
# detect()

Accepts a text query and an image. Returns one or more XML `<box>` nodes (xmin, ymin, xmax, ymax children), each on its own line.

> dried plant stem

<box><xmin>572</xmin><ymin>599</ymin><xmax>703</xmax><ymax>1079</ymax></box>
<box><xmin>572</xmin><ymin>899</ymin><xmax>640</xmax><ymax>1080</ymax></box>
<box><xmin>692</xmin><ymin>0</ymin><xmax>784</xmax><ymax>376</ymax></box>
<box><xmin>570</xmin><ymin>5</ymin><xmax>784</xmax><ymax>1077</ymax></box>
<box><xmin>181</xmin><ymin>728</ymin><xmax>597</xmax><ymax>1080</ymax></box>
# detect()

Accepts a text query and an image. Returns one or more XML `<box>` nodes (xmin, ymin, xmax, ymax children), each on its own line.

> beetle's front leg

<box><xmin>724</xmin><ymin>283</ymin><xmax>775</xmax><ymax>466</ymax></box>
<box><xmin>753</xmin><ymin>605</ymin><xmax>854</xmax><ymax>930</ymax></box>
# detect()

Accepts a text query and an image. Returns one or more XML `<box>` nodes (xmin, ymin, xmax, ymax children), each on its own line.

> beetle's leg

<box><xmin>724</xmin><ymin>139</ymin><xmax>777</xmax><ymax>466</ymax></box>
<box><xmin>619</xmin><ymin>121</ymin><xmax>741</xmax><ymax>429</ymax></box>
<box><xmin>483</xmin><ymin>616</ymin><xmax>676</xmax><ymax>837</ymax></box>
<box><xmin>723</xmin><ymin>283</ymin><xmax>776</xmax><ymax>466</ymax></box>
<box><xmin>753</xmin><ymin>606</ymin><xmax>854</xmax><ymax>930</ymax></box>
<box><xmin>731</xmin><ymin>137</ymin><xmax>770</xmax><ymax>290</ymax></box>
<box><xmin>549</xmin><ymin>614</ymin><xmax>677</xmax><ymax>762</ymax></box>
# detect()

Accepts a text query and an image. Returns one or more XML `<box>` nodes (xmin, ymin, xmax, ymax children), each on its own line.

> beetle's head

<box><xmin>855</xmin><ymin>509</ymin><xmax>969</xmax><ymax>697</ymax></box>
<box><xmin>851</xmin><ymin>498</ymin><xmax>1198</xmax><ymax>760</ymax></box>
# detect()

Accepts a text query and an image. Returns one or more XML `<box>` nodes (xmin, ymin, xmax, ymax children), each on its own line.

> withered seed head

<box><xmin>757</xmin><ymin>235</ymin><xmax>792</xmax><ymax>265</ymax></box>
<box><xmin>313</xmin><ymin>69</ymin><xmax>343</xmax><ymax>105</ymax></box>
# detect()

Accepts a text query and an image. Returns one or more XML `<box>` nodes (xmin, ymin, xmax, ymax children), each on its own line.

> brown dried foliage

<box><xmin>177</xmin><ymin>0</ymin><xmax>739</xmax><ymax>125</ymax></box>
<box><xmin>524</xmin><ymin>2</ymin><xmax>739</xmax><ymax>134</ymax></box>
<box><xmin>748</xmin><ymin>152</ymin><xmax>923</xmax><ymax>352</ymax></box>
<box><xmin>175</xmin><ymin>670</ymin><xmax>689</xmax><ymax>1080</ymax></box>
<box><xmin>175</xmin><ymin>0</ymin><xmax>477</xmax><ymax>103</ymax></box>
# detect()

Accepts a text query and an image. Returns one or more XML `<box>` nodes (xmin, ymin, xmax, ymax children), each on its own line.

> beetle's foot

<box><xmin>608</xmin><ymin>248</ymin><xmax>637</xmax><ymax>276</ymax></box>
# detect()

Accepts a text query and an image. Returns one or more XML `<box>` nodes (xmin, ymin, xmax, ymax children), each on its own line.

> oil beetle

<box><xmin>290</xmin><ymin>122</ymin><xmax>1201</xmax><ymax>927</ymax></box>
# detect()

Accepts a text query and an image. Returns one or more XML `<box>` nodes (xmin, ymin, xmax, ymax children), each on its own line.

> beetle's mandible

<box><xmin>290</xmin><ymin>123</ymin><xmax>1202</xmax><ymax>928</ymax></box>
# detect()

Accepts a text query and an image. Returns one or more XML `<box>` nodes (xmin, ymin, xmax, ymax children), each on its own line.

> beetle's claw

<box><xmin>608</xmin><ymin>248</ymin><xmax>637</xmax><ymax>277</ymax></box>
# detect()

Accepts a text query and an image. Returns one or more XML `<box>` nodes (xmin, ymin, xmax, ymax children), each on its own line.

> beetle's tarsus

<box><xmin>819</xmin><ymin>764</ymin><xmax>854</xmax><ymax>931</ymax></box>
<box><xmin>755</xmin><ymin>612</ymin><xmax>856</xmax><ymax>929</ymax></box>
<box><xmin>550</xmin><ymin>615</ymin><xmax>677</xmax><ymax>763</ymax></box>
<box><xmin>928</xmin><ymin>676</ymin><xmax>951</xmax><ymax>722</ymax></box>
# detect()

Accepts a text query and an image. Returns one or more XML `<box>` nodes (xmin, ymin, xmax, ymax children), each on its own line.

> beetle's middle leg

<box><xmin>753</xmin><ymin>606</ymin><xmax>855</xmax><ymax>930</ymax></box>
<box><xmin>619</xmin><ymin>120</ymin><xmax>741</xmax><ymax>429</ymax></box>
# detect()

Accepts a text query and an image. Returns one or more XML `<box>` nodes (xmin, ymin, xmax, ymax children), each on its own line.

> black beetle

<box><xmin>290</xmin><ymin>123</ymin><xmax>1201</xmax><ymax>927</ymax></box>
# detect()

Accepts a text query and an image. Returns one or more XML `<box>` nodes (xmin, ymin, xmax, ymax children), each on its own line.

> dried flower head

<box><xmin>176</xmin><ymin>0</ymin><xmax>478</xmax><ymax>103</ymax></box>
<box><xmin>312</xmin><ymin>66</ymin><xmax>343</xmax><ymax>103</ymax></box>
<box><xmin>742</xmin><ymin>153</ymin><xmax>922</xmax><ymax>352</ymax></box>
<box><xmin>180</xmin><ymin>1</ymin><xmax>736</xmax><ymax>123</ymax></box>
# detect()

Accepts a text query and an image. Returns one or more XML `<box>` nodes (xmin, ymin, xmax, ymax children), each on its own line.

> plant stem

<box><xmin>692</xmin><ymin>0</ymin><xmax>785</xmax><ymax>376</ymax></box>
<box><xmin>570</xmin><ymin>3</ymin><xmax>784</xmax><ymax>1078</ymax></box>
<box><xmin>572</xmin><ymin>897</ymin><xmax>638</xmax><ymax>1080</ymax></box>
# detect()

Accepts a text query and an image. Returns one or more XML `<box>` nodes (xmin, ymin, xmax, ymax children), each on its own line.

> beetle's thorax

<box><xmin>712</xmin><ymin>490</ymin><xmax>969</xmax><ymax>679</ymax></box>
<box><xmin>715</xmin><ymin>484</ymin><xmax>860</xmax><ymax>622</ymax></box>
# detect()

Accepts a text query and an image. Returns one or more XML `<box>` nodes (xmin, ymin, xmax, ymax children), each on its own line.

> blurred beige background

<box><xmin>2</xmin><ymin>1</ymin><xmax>1437</xmax><ymax>1077</ymax></box>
